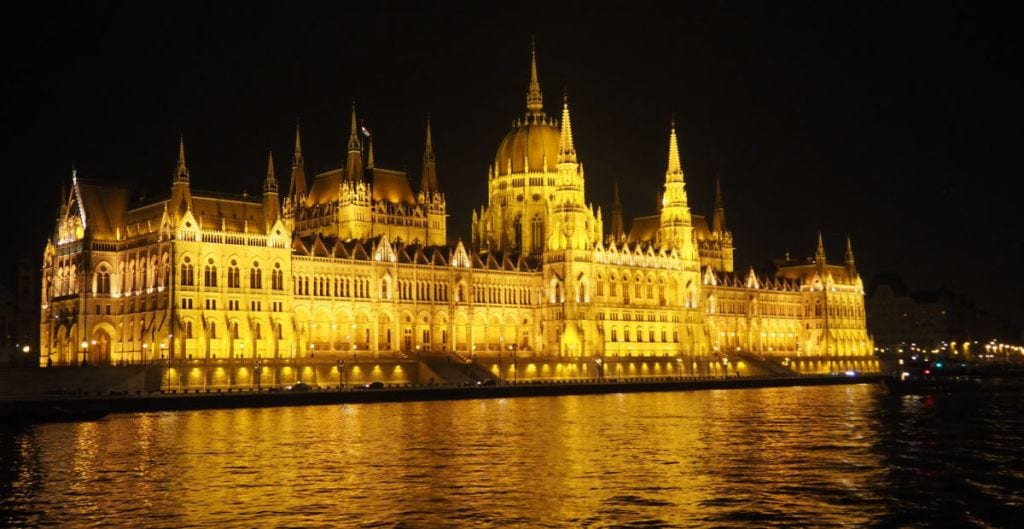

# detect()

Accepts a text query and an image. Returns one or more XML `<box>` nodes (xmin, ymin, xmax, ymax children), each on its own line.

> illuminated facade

<box><xmin>39</xmin><ymin>47</ymin><xmax>876</xmax><ymax>384</ymax></box>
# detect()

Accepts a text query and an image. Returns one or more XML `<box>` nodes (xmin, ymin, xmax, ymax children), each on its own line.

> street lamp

<box><xmin>337</xmin><ymin>359</ymin><xmax>345</xmax><ymax>390</ymax></box>
<box><xmin>512</xmin><ymin>343</ymin><xmax>518</xmax><ymax>383</ymax></box>
<box><xmin>254</xmin><ymin>358</ymin><xmax>264</xmax><ymax>390</ymax></box>
<box><xmin>80</xmin><ymin>340</ymin><xmax>88</xmax><ymax>365</ymax></box>
<box><xmin>595</xmin><ymin>357</ymin><xmax>603</xmax><ymax>381</ymax></box>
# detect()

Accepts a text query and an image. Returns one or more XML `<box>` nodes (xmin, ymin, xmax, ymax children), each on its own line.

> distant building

<box><xmin>866</xmin><ymin>273</ymin><xmax>1021</xmax><ymax>350</ymax></box>
<box><xmin>37</xmin><ymin>45</ymin><xmax>875</xmax><ymax>385</ymax></box>
<box><xmin>0</xmin><ymin>258</ymin><xmax>38</xmax><ymax>366</ymax></box>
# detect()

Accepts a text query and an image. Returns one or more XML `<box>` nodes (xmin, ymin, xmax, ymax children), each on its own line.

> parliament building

<box><xmin>39</xmin><ymin>48</ymin><xmax>876</xmax><ymax>387</ymax></box>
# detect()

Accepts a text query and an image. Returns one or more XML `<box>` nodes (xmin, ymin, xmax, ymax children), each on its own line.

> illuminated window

<box><xmin>250</xmin><ymin>262</ymin><xmax>262</xmax><ymax>289</ymax></box>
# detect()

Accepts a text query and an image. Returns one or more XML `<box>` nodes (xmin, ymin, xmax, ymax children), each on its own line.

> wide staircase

<box><xmin>736</xmin><ymin>351</ymin><xmax>800</xmax><ymax>376</ymax></box>
<box><xmin>421</xmin><ymin>355</ymin><xmax>497</xmax><ymax>385</ymax></box>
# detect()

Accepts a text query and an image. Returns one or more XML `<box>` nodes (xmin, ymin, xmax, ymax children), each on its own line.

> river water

<box><xmin>2</xmin><ymin>384</ymin><xmax>1022</xmax><ymax>528</ymax></box>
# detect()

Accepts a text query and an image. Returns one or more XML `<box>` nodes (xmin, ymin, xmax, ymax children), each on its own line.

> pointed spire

<box><xmin>263</xmin><ymin>151</ymin><xmax>278</xmax><ymax>193</ymax></box>
<box><xmin>345</xmin><ymin>101</ymin><xmax>364</xmax><ymax>182</ymax></box>
<box><xmin>347</xmin><ymin>101</ymin><xmax>361</xmax><ymax>153</ymax></box>
<box><xmin>815</xmin><ymin>231</ymin><xmax>827</xmax><ymax>264</ymax></box>
<box><xmin>611</xmin><ymin>179</ymin><xmax>624</xmax><ymax>243</ymax></box>
<box><xmin>712</xmin><ymin>174</ymin><xmax>727</xmax><ymax>234</ymax></box>
<box><xmin>367</xmin><ymin>138</ymin><xmax>375</xmax><ymax>169</ymax></box>
<box><xmin>288</xmin><ymin>120</ymin><xmax>307</xmax><ymax>198</ymax></box>
<box><xmin>525</xmin><ymin>37</ymin><xmax>544</xmax><ymax>116</ymax></box>
<box><xmin>844</xmin><ymin>236</ymin><xmax>856</xmax><ymax>274</ymax></box>
<box><xmin>666</xmin><ymin>118</ymin><xmax>683</xmax><ymax>182</ymax></box>
<box><xmin>558</xmin><ymin>91</ymin><xmax>577</xmax><ymax>164</ymax></box>
<box><xmin>421</xmin><ymin>116</ymin><xmax>438</xmax><ymax>194</ymax></box>
<box><xmin>174</xmin><ymin>135</ymin><xmax>190</xmax><ymax>184</ymax></box>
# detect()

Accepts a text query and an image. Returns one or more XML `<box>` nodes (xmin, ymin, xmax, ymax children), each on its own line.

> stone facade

<box><xmin>38</xmin><ymin>47</ymin><xmax>876</xmax><ymax>386</ymax></box>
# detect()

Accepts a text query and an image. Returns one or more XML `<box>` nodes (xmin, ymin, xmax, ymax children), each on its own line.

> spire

<box><xmin>288</xmin><ymin>121</ymin><xmax>307</xmax><ymax>198</ymax></box>
<box><xmin>174</xmin><ymin>135</ymin><xmax>190</xmax><ymax>184</ymax></box>
<box><xmin>345</xmin><ymin>101</ymin><xmax>364</xmax><ymax>182</ymax></box>
<box><xmin>845</xmin><ymin>236</ymin><xmax>856</xmax><ymax>275</ymax></box>
<box><xmin>420</xmin><ymin>116</ymin><xmax>439</xmax><ymax>194</ymax></box>
<box><xmin>712</xmin><ymin>174</ymin><xmax>727</xmax><ymax>234</ymax></box>
<box><xmin>263</xmin><ymin>151</ymin><xmax>278</xmax><ymax>194</ymax></box>
<box><xmin>525</xmin><ymin>37</ymin><xmax>544</xmax><ymax>116</ymax></box>
<box><xmin>666</xmin><ymin>118</ymin><xmax>683</xmax><ymax>183</ymax></box>
<box><xmin>347</xmin><ymin>101</ymin><xmax>361</xmax><ymax>153</ymax></box>
<box><xmin>611</xmin><ymin>179</ymin><xmax>624</xmax><ymax>243</ymax></box>
<box><xmin>815</xmin><ymin>231</ymin><xmax>827</xmax><ymax>264</ymax></box>
<box><xmin>367</xmin><ymin>138</ymin><xmax>375</xmax><ymax>169</ymax></box>
<box><xmin>558</xmin><ymin>92</ymin><xmax>577</xmax><ymax>164</ymax></box>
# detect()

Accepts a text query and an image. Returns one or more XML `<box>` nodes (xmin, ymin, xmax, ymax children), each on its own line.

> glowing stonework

<box><xmin>38</xmin><ymin>47</ymin><xmax>875</xmax><ymax>384</ymax></box>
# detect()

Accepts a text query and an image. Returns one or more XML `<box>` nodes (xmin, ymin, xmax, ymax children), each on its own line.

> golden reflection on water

<box><xmin>4</xmin><ymin>386</ymin><xmax>896</xmax><ymax>527</ymax></box>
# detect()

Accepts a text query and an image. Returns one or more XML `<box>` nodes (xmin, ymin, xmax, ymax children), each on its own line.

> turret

<box><xmin>815</xmin><ymin>231</ymin><xmax>827</xmax><ymax>266</ymax></box>
<box><xmin>610</xmin><ymin>179</ymin><xmax>624</xmax><ymax>243</ymax></box>
<box><xmin>288</xmin><ymin>121</ymin><xmax>307</xmax><ymax>200</ymax></box>
<box><xmin>345</xmin><ymin>102</ymin><xmax>363</xmax><ymax>182</ymax></box>
<box><xmin>169</xmin><ymin>136</ymin><xmax>192</xmax><ymax>222</ymax></box>
<box><xmin>420</xmin><ymin>116</ymin><xmax>439</xmax><ymax>194</ymax></box>
<box><xmin>844</xmin><ymin>236</ymin><xmax>857</xmax><ymax>276</ymax></box>
<box><xmin>712</xmin><ymin>175</ymin><xmax>727</xmax><ymax>235</ymax></box>
<box><xmin>263</xmin><ymin>151</ymin><xmax>280</xmax><ymax>228</ymax></box>
<box><xmin>526</xmin><ymin>38</ymin><xmax>544</xmax><ymax>116</ymax></box>
<box><xmin>657</xmin><ymin>119</ymin><xmax>692</xmax><ymax>251</ymax></box>
<box><xmin>557</xmin><ymin>93</ymin><xmax>576</xmax><ymax>164</ymax></box>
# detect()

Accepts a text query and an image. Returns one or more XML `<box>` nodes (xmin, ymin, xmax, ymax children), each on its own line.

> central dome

<box><xmin>494</xmin><ymin>114</ymin><xmax>560</xmax><ymax>176</ymax></box>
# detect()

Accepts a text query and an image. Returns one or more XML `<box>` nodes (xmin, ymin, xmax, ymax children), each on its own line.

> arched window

<box><xmin>271</xmin><ymin>263</ymin><xmax>283</xmax><ymax>290</ymax></box>
<box><xmin>96</xmin><ymin>265</ymin><xmax>110</xmax><ymax>294</ymax></box>
<box><xmin>204</xmin><ymin>259</ymin><xmax>217</xmax><ymax>287</ymax></box>
<box><xmin>208</xmin><ymin>321</ymin><xmax>217</xmax><ymax>339</ymax></box>
<box><xmin>228</xmin><ymin>260</ymin><xmax>240</xmax><ymax>288</ymax></box>
<box><xmin>185</xmin><ymin>321</ymin><xmax>194</xmax><ymax>339</ymax></box>
<box><xmin>253</xmin><ymin>322</ymin><xmax>262</xmax><ymax>340</ymax></box>
<box><xmin>250</xmin><ymin>262</ymin><xmax>262</xmax><ymax>289</ymax></box>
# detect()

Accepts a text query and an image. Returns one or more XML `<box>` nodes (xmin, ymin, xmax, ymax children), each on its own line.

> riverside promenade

<box><xmin>2</xmin><ymin>373</ymin><xmax>882</xmax><ymax>422</ymax></box>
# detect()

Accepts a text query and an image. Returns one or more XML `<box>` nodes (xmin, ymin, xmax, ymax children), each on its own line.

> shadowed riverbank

<box><xmin>2</xmin><ymin>373</ymin><xmax>880</xmax><ymax>422</ymax></box>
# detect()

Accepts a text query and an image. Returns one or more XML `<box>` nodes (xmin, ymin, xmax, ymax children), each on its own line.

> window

<box><xmin>250</xmin><ymin>300</ymin><xmax>261</xmax><ymax>312</ymax></box>
<box><xmin>204</xmin><ymin>259</ymin><xmax>217</xmax><ymax>287</ymax></box>
<box><xmin>250</xmin><ymin>262</ymin><xmax>262</xmax><ymax>289</ymax></box>
<box><xmin>272</xmin><ymin>263</ymin><xmax>283</xmax><ymax>290</ymax></box>
<box><xmin>611</xmin><ymin>329</ymin><xmax>618</xmax><ymax>342</ymax></box>
<box><xmin>96</xmin><ymin>265</ymin><xmax>110</xmax><ymax>294</ymax></box>
<box><xmin>253</xmin><ymin>322</ymin><xmax>262</xmax><ymax>340</ymax></box>
<box><xmin>208</xmin><ymin>322</ymin><xmax>217</xmax><ymax>339</ymax></box>
<box><xmin>205</xmin><ymin>299</ymin><xmax>217</xmax><ymax>310</ymax></box>
<box><xmin>228</xmin><ymin>260</ymin><xmax>240</xmax><ymax>288</ymax></box>
<box><xmin>185</xmin><ymin>321</ymin><xmax>193</xmax><ymax>339</ymax></box>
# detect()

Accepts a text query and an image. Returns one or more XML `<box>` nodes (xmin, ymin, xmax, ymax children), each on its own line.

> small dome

<box><xmin>494</xmin><ymin>114</ymin><xmax>560</xmax><ymax>176</ymax></box>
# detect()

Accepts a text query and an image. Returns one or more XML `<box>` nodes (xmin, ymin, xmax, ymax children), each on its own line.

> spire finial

<box><xmin>293</xmin><ymin>119</ymin><xmax>303</xmax><ymax>166</ymax></box>
<box><xmin>264</xmin><ymin>151</ymin><xmax>278</xmax><ymax>193</ymax></box>
<box><xmin>558</xmin><ymin>91</ymin><xmax>576</xmax><ymax>164</ymax></box>
<box><xmin>526</xmin><ymin>37</ymin><xmax>544</xmax><ymax>115</ymax></box>
<box><xmin>348</xmin><ymin>101</ymin><xmax>361</xmax><ymax>153</ymax></box>
<box><xmin>421</xmin><ymin>116</ymin><xmax>439</xmax><ymax>195</ymax></box>
<box><xmin>712</xmin><ymin>173</ymin><xmax>727</xmax><ymax>234</ymax></box>
<box><xmin>611</xmin><ymin>179</ymin><xmax>624</xmax><ymax>243</ymax></box>
<box><xmin>424</xmin><ymin>114</ymin><xmax>434</xmax><ymax>161</ymax></box>
<box><xmin>816</xmin><ymin>231</ymin><xmax>826</xmax><ymax>263</ymax></box>
<box><xmin>174</xmin><ymin>135</ymin><xmax>190</xmax><ymax>184</ymax></box>
<box><xmin>289</xmin><ymin>121</ymin><xmax>307</xmax><ymax>198</ymax></box>
<box><xmin>666</xmin><ymin>119</ymin><xmax>683</xmax><ymax>182</ymax></box>
<box><xmin>843</xmin><ymin>233</ymin><xmax>851</xmax><ymax>270</ymax></box>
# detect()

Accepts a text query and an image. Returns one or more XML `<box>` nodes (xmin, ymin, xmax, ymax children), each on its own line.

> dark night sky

<box><xmin>1</xmin><ymin>2</ymin><xmax>1020</xmax><ymax>325</ymax></box>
